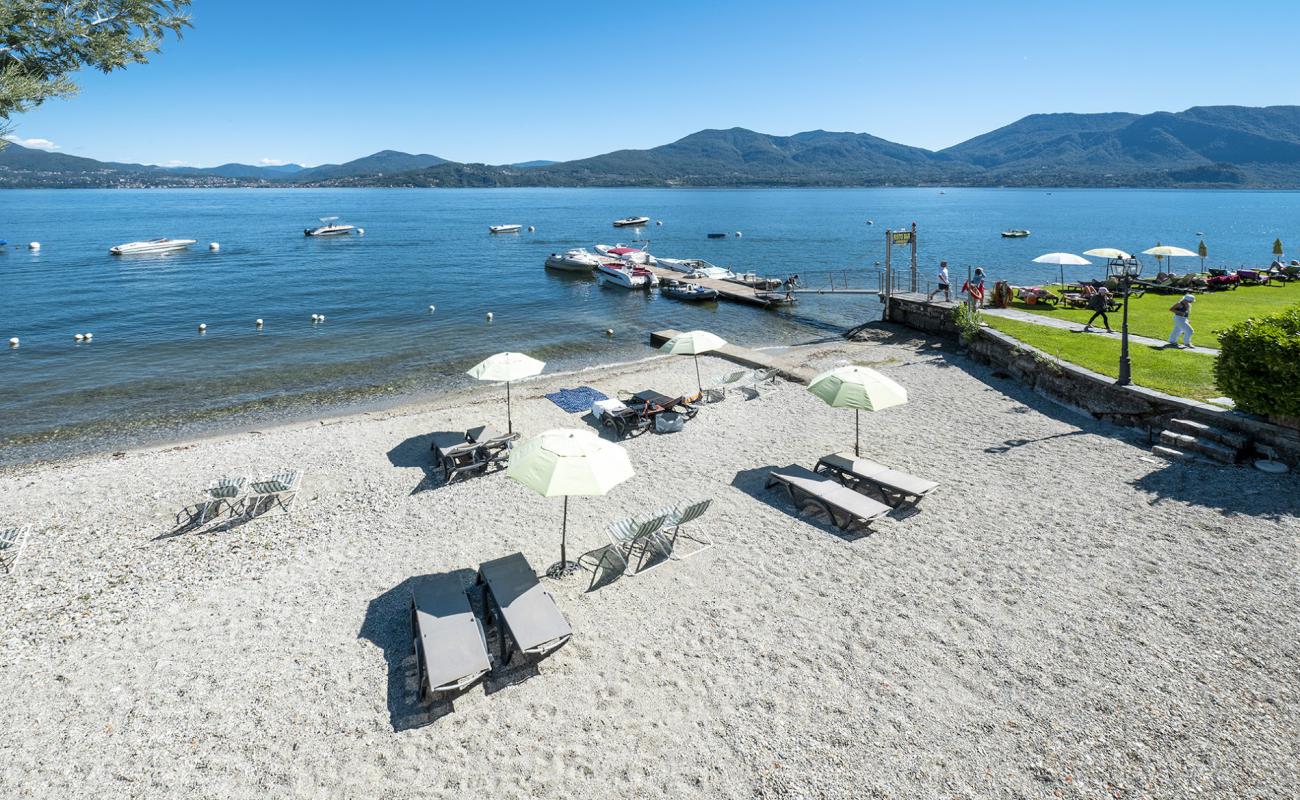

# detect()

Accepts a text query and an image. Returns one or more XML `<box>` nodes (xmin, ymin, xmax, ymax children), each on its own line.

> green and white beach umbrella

<box><xmin>659</xmin><ymin>330</ymin><xmax>727</xmax><ymax>396</ymax></box>
<box><xmin>507</xmin><ymin>429</ymin><xmax>634</xmax><ymax>578</ymax></box>
<box><xmin>1032</xmin><ymin>252</ymin><xmax>1091</xmax><ymax>290</ymax></box>
<box><xmin>807</xmin><ymin>365</ymin><xmax>909</xmax><ymax>457</ymax></box>
<box><xmin>467</xmin><ymin>351</ymin><xmax>545</xmax><ymax>434</ymax></box>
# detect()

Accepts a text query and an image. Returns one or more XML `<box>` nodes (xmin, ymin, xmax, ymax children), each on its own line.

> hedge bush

<box><xmin>1214</xmin><ymin>306</ymin><xmax>1300</xmax><ymax>417</ymax></box>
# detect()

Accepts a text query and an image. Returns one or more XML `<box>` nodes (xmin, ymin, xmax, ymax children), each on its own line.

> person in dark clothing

<box><xmin>1082</xmin><ymin>286</ymin><xmax>1113</xmax><ymax>333</ymax></box>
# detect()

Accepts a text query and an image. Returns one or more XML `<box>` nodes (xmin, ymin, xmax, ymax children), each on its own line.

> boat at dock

<box><xmin>489</xmin><ymin>224</ymin><xmax>522</xmax><ymax>234</ymax></box>
<box><xmin>109</xmin><ymin>238</ymin><xmax>197</xmax><ymax>255</ymax></box>
<box><xmin>544</xmin><ymin>248</ymin><xmax>603</xmax><ymax>273</ymax></box>
<box><xmin>595</xmin><ymin>243</ymin><xmax>656</xmax><ymax>266</ymax></box>
<box><xmin>612</xmin><ymin>216</ymin><xmax>650</xmax><ymax>228</ymax></box>
<box><xmin>304</xmin><ymin>217</ymin><xmax>357</xmax><ymax>237</ymax></box>
<box><xmin>595</xmin><ymin>262</ymin><xmax>658</xmax><ymax>289</ymax></box>
<box><xmin>658</xmin><ymin>257</ymin><xmax>737</xmax><ymax>281</ymax></box>
<box><xmin>661</xmin><ymin>280</ymin><xmax>719</xmax><ymax>302</ymax></box>
<box><xmin>1000</xmin><ymin>229</ymin><xmax>1031</xmax><ymax>238</ymax></box>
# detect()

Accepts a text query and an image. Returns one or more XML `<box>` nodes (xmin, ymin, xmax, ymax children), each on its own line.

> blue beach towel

<box><xmin>544</xmin><ymin>386</ymin><xmax>609</xmax><ymax>413</ymax></box>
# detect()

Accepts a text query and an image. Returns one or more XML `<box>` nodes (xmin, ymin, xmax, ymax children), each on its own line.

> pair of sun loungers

<box><xmin>601</xmin><ymin>499</ymin><xmax>712</xmax><ymax>576</ymax></box>
<box><xmin>701</xmin><ymin>368</ymin><xmax>781</xmax><ymax>403</ymax></box>
<box><xmin>597</xmin><ymin>395</ymin><xmax>700</xmax><ymax>439</ymax></box>
<box><xmin>765</xmin><ymin>453</ymin><xmax>939</xmax><ymax>531</ymax></box>
<box><xmin>429</xmin><ymin>426</ymin><xmax>519</xmax><ymax>483</ymax></box>
<box><xmin>410</xmin><ymin>552</ymin><xmax>572</xmax><ymax>702</ymax></box>
<box><xmin>179</xmin><ymin>470</ymin><xmax>301</xmax><ymax>526</ymax></box>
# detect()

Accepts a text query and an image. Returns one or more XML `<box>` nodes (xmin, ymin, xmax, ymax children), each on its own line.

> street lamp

<box><xmin>1107</xmin><ymin>256</ymin><xmax>1143</xmax><ymax>385</ymax></box>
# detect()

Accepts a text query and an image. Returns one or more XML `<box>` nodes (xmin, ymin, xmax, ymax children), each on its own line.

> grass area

<box><xmin>1011</xmin><ymin>280</ymin><xmax>1300</xmax><ymax>342</ymax></box>
<box><xmin>984</xmin><ymin>316</ymin><xmax>1221</xmax><ymax>402</ymax></box>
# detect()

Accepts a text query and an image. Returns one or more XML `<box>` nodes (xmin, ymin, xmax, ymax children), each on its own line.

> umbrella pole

<box><xmin>855</xmin><ymin>409</ymin><xmax>861</xmax><ymax>457</ymax></box>
<box><xmin>548</xmin><ymin>496</ymin><xmax>578</xmax><ymax>579</ymax></box>
<box><xmin>505</xmin><ymin>382</ymin><xmax>513</xmax><ymax>434</ymax></box>
<box><xmin>694</xmin><ymin>354</ymin><xmax>702</xmax><ymax>397</ymax></box>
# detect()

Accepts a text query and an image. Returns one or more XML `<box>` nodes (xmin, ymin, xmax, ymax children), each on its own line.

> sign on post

<box><xmin>890</xmin><ymin>231</ymin><xmax>913</xmax><ymax>245</ymax></box>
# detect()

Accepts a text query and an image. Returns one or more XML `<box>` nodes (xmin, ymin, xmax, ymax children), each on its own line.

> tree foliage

<box><xmin>0</xmin><ymin>1</ymin><xmax>190</xmax><ymax>131</ymax></box>
<box><xmin>1214</xmin><ymin>306</ymin><xmax>1300</xmax><ymax>419</ymax></box>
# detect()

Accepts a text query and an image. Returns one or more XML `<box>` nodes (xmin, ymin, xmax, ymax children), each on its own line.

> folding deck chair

<box><xmin>600</xmin><ymin>512</ymin><xmax>671</xmax><ymax>576</ymax></box>
<box><xmin>0</xmin><ymin>526</ymin><xmax>30</xmax><ymax>575</ymax></box>
<box><xmin>814</xmin><ymin>453</ymin><xmax>939</xmax><ymax>508</ymax></box>
<box><xmin>765</xmin><ymin>465</ymin><xmax>891</xmax><ymax>531</ymax></box>
<box><xmin>658</xmin><ymin>498</ymin><xmax>714</xmax><ymax>558</ymax></box>
<box><xmin>244</xmin><ymin>471</ymin><xmax>300</xmax><ymax>517</ymax></box>
<box><xmin>410</xmin><ymin>573</ymin><xmax>492</xmax><ymax>702</ymax></box>
<box><xmin>476</xmin><ymin>553</ymin><xmax>573</xmax><ymax>665</ymax></box>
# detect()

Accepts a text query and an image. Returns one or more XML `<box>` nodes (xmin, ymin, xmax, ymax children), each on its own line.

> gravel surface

<box><xmin>1</xmin><ymin>330</ymin><xmax>1296</xmax><ymax>799</ymax></box>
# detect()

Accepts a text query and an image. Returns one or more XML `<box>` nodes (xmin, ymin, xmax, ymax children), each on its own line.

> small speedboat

<box><xmin>612</xmin><ymin>216</ymin><xmax>650</xmax><ymax>228</ymax></box>
<box><xmin>595</xmin><ymin>243</ymin><xmax>655</xmax><ymax>266</ymax></box>
<box><xmin>545</xmin><ymin>248</ymin><xmax>603</xmax><ymax>273</ymax></box>
<box><xmin>1000</xmin><ymin>229</ymin><xmax>1031</xmax><ymax>238</ymax></box>
<box><xmin>109</xmin><ymin>238</ymin><xmax>197</xmax><ymax>255</ymax></box>
<box><xmin>594</xmin><ymin>262</ymin><xmax>657</xmax><ymax>289</ymax></box>
<box><xmin>489</xmin><ymin>224</ymin><xmax>522</xmax><ymax>234</ymax></box>
<box><xmin>305</xmin><ymin>217</ymin><xmax>356</xmax><ymax>237</ymax></box>
<box><xmin>661</xmin><ymin>281</ymin><xmax>718</xmax><ymax>302</ymax></box>
<box><xmin>707</xmin><ymin>232</ymin><xmax>727</xmax><ymax>239</ymax></box>
<box><xmin>657</xmin><ymin>258</ymin><xmax>736</xmax><ymax>281</ymax></box>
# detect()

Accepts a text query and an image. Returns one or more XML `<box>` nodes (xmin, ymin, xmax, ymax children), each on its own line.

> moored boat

<box><xmin>657</xmin><ymin>257</ymin><xmax>736</xmax><ymax>280</ymax></box>
<box><xmin>305</xmin><ymin>217</ymin><xmax>356</xmax><ymax>237</ymax></box>
<box><xmin>109</xmin><ymin>237</ymin><xmax>197</xmax><ymax>255</ymax></box>
<box><xmin>1001</xmin><ymin>229</ymin><xmax>1031</xmax><ymax>238</ymax></box>
<box><xmin>544</xmin><ymin>248</ymin><xmax>603</xmax><ymax>273</ymax></box>
<box><xmin>594</xmin><ymin>243</ymin><xmax>655</xmax><ymax>266</ymax></box>
<box><xmin>707</xmin><ymin>232</ymin><xmax>727</xmax><ymax>239</ymax></box>
<box><xmin>661</xmin><ymin>280</ymin><xmax>719</xmax><ymax>302</ymax></box>
<box><xmin>489</xmin><ymin>224</ymin><xmax>523</xmax><ymax>234</ymax></box>
<box><xmin>612</xmin><ymin>216</ymin><xmax>650</xmax><ymax>228</ymax></box>
<box><xmin>594</xmin><ymin>261</ymin><xmax>658</xmax><ymax>289</ymax></box>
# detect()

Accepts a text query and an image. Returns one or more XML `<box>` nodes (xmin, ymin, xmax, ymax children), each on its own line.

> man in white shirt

<box><xmin>926</xmin><ymin>261</ymin><xmax>951</xmax><ymax>302</ymax></box>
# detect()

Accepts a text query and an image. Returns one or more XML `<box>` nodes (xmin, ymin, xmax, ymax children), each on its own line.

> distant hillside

<box><xmin>9</xmin><ymin>106</ymin><xmax>1300</xmax><ymax>188</ymax></box>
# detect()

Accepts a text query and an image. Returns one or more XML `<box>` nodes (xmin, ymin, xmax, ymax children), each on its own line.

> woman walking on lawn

<box><xmin>1082</xmin><ymin>286</ymin><xmax>1114</xmax><ymax>333</ymax></box>
<box><xmin>1168</xmin><ymin>294</ymin><xmax>1196</xmax><ymax>348</ymax></box>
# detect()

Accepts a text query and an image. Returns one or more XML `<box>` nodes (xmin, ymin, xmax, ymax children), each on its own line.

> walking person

<box><xmin>1082</xmin><ymin>286</ymin><xmax>1114</xmax><ymax>333</ymax></box>
<box><xmin>972</xmin><ymin>267</ymin><xmax>988</xmax><ymax>308</ymax></box>
<box><xmin>926</xmin><ymin>261</ymin><xmax>951</xmax><ymax>302</ymax></box>
<box><xmin>1168</xmin><ymin>294</ymin><xmax>1196</xmax><ymax>348</ymax></box>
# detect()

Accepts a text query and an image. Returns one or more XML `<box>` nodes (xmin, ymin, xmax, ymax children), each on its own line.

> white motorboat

<box><xmin>305</xmin><ymin>217</ymin><xmax>356</xmax><ymax>237</ymax></box>
<box><xmin>544</xmin><ymin>248</ymin><xmax>603</xmax><ymax>273</ymax></box>
<box><xmin>594</xmin><ymin>261</ymin><xmax>658</xmax><ymax>289</ymax></box>
<box><xmin>1000</xmin><ymin>229</ymin><xmax>1031</xmax><ymax>238</ymax></box>
<box><xmin>109</xmin><ymin>237</ymin><xmax>197</xmax><ymax>255</ymax></box>
<box><xmin>657</xmin><ymin>257</ymin><xmax>735</xmax><ymax>280</ymax></box>
<box><xmin>594</xmin><ymin>243</ymin><xmax>655</xmax><ymax>266</ymax></box>
<box><xmin>612</xmin><ymin>216</ymin><xmax>650</xmax><ymax>228</ymax></box>
<box><xmin>489</xmin><ymin>224</ymin><xmax>523</xmax><ymax>234</ymax></box>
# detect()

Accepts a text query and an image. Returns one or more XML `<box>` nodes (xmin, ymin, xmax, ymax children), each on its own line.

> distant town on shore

<box><xmin>7</xmin><ymin>105</ymin><xmax>1300</xmax><ymax>190</ymax></box>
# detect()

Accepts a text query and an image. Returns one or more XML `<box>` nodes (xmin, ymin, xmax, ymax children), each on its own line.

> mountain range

<box><xmin>5</xmin><ymin>105</ymin><xmax>1300</xmax><ymax>189</ymax></box>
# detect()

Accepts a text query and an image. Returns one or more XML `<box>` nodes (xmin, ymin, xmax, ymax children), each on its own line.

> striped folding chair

<box><xmin>0</xmin><ymin>526</ymin><xmax>31</xmax><ymax>575</ymax></box>
<box><xmin>244</xmin><ymin>471</ymin><xmax>300</xmax><ymax>518</ymax></box>
<box><xmin>661</xmin><ymin>499</ymin><xmax>713</xmax><ymax>559</ymax></box>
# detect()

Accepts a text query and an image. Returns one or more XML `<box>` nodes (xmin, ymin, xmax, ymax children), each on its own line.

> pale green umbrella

<box><xmin>807</xmin><ymin>365</ymin><xmax>908</xmax><ymax>456</ymax></box>
<box><xmin>508</xmin><ymin>429</ymin><xmax>634</xmax><ymax>578</ymax></box>
<box><xmin>659</xmin><ymin>330</ymin><xmax>727</xmax><ymax>396</ymax></box>
<box><xmin>467</xmin><ymin>351</ymin><xmax>545</xmax><ymax>434</ymax></box>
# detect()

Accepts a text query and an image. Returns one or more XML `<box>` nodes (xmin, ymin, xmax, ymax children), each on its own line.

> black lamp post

<box><xmin>1107</xmin><ymin>256</ymin><xmax>1143</xmax><ymax>385</ymax></box>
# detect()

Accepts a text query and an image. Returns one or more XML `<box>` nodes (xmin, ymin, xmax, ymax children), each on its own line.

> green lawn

<box><xmin>983</xmin><ymin>316</ymin><xmax>1221</xmax><ymax>402</ymax></box>
<box><xmin>1010</xmin><ymin>280</ymin><xmax>1300</xmax><ymax>342</ymax></box>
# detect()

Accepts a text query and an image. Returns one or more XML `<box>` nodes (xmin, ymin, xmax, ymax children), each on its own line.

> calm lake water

<box><xmin>1</xmin><ymin>187</ymin><xmax>1296</xmax><ymax>460</ymax></box>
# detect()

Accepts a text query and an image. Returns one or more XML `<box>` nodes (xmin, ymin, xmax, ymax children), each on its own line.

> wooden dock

<box><xmin>644</xmin><ymin>265</ymin><xmax>792</xmax><ymax>308</ymax></box>
<box><xmin>650</xmin><ymin>329</ymin><xmax>817</xmax><ymax>384</ymax></box>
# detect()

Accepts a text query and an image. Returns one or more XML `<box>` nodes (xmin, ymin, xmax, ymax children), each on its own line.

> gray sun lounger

<box><xmin>764</xmin><ymin>464</ymin><xmax>891</xmax><ymax>531</ymax></box>
<box><xmin>477</xmin><ymin>553</ymin><xmax>573</xmax><ymax>664</ymax></box>
<box><xmin>815</xmin><ymin>453</ymin><xmax>939</xmax><ymax>508</ymax></box>
<box><xmin>410</xmin><ymin>574</ymin><xmax>492</xmax><ymax>701</ymax></box>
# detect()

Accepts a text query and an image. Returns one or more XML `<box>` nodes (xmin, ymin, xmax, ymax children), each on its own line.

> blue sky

<box><xmin>7</xmin><ymin>0</ymin><xmax>1297</xmax><ymax>167</ymax></box>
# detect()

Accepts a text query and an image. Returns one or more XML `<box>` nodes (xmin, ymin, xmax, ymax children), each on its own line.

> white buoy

<box><xmin>74</xmin><ymin>333</ymin><xmax>85</xmax><ymax>341</ymax></box>
<box><xmin>735</xmin><ymin>231</ymin><xmax>743</xmax><ymax>237</ymax></box>
<box><xmin>198</xmin><ymin>323</ymin><xmax>207</xmax><ymax>332</ymax></box>
<box><xmin>428</xmin><ymin>305</ymin><xmax>436</xmax><ymax>313</ymax></box>
<box><xmin>486</xmin><ymin>311</ymin><xmax>494</xmax><ymax>322</ymax></box>
<box><xmin>357</xmin><ymin>228</ymin><xmax>365</xmax><ymax>236</ymax></box>
<box><xmin>311</xmin><ymin>314</ymin><xmax>320</xmax><ymax>322</ymax></box>
<box><xmin>656</xmin><ymin>220</ymin><xmax>663</xmax><ymax>226</ymax></box>
<box><xmin>84</xmin><ymin>332</ymin><xmax>93</xmax><ymax>340</ymax></box>
<box><xmin>255</xmin><ymin>318</ymin><xmax>264</xmax><ymax>328</ymax></box>
<box><xmin>604</xmin><ymin>328</ymin><xmax>614</xmax><ymax>337</ymax></box>
<box><xmin>866</xmin><ymin>220</ymin><xmax>874</xmax><ymax>225</ymax></box>
<box><xmin>28</xmin><ymin>242</ymin><xmax>40</xmax><ymax>250</ymax></box>
<box><xmin>527</xmin><ymin>226</ymin><xmax>536</xmax><ymax>232</ymax></box>
<box><xmin>317</xmin><ymin>314</ymin><xmax>325</xmax><ymax>322</ymax></box>
<box><xmin>7</xmin><ymin>337</ymin><xmax>17</xmax><ymax>348</ymax></box>
<box><xmin>209</xmin><ymin>242</ymin><xmax>220</xmax><ymax>251</ymax></box>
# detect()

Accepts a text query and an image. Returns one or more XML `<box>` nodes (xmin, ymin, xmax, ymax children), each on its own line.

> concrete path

<box><xmin>981</xmin><ymin>307</ymin><xmax>1221</xmax><ymax>355</ymax></box>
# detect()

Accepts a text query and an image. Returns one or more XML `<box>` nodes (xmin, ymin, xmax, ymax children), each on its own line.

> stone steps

<box><xmin>1155</xmin><ymin>424</ymin><xmax>1243</xmax><ymax>465</ymax></box>
<box><xmin>1166</xmin><ymin>418</ymin><xmax>1249</xmax><ymax>450</ymax></box>
<box><xmin>1152</xmin><ymin>445</ymin><xmax>1195</xmax><ymax>463</ymax></box>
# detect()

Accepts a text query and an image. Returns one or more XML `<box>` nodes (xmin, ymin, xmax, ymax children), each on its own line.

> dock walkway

<box><xmin>650</xmin><ymin>329</ymin><xmax>817</xmax><ymax>384</ymax></box>
<box><xmin>645</xmin><ymin>266</ymin><xmax>791</xmax><ymax>308</ymax></box>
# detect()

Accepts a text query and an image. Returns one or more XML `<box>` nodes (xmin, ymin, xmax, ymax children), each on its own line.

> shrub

<box><xmin>951</xmin><ymin>303</ymin><xmax>984</xmax><ymax>346</ymax></box>
<box><xmin>1214</xmin><ymin>306</ymin><xmax>1300</xmax><ymax>417</ymax></box>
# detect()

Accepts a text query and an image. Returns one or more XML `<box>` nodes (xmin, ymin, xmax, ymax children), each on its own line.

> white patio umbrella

<box><xmin>1082</xmin><ymin>248</ymin><xmax>1133</xmax><ymax>260</ymax></box>
<box><xmin>507</xmin><ymin>429</ymin><xmax>634</xmax><ymax>578</ymax></box>
<box><xmin>659</xmin><ymin>330</ymin><xmax>727</xmax><ymax>396</ymax></box>
<box><xmin>467</xmin><ymin>352</ymin><xmax>545</xmax><ymax>434</ymax></box>
<box><xmin>807</xmin><ymin>365</ymin><xmax>908</xmax><ymax>457</ymax></box>
<box><xmin>1032</xmin><ymin>252</ymin><xmax>1092</xmax><ymax>291</ymax></box>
